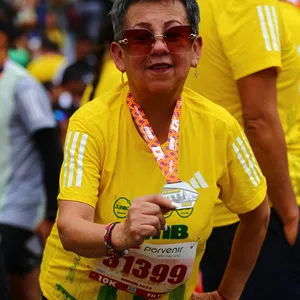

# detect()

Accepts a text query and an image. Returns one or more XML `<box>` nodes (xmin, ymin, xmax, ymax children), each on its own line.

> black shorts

<box><xmin>200</xmin><ymin>221</ymin><xmax>238</xmax><ymax>291</ymax></box>
<box><xmin>200</xmin><ymin>208</ymin><xmax>300</xmax><ymax>300</ymax></box>
<box><xmin>241</xmin><ymin>208</ymin><xmax>300</xmax><ymax>300</ymax></box>
<box><xmin>0</xmin><ymin>224</ymin><xmax>42</xmax><ymax>275</ymax></box>
<box><xmin>0</xmin><ymin>245</ymin><xmax>11</xmax><ymax>299</ymax></box>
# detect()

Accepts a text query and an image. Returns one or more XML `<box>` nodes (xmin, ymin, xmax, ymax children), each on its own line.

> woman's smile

<box><xmin>148</xmin><ymin>62</ymin><xmax>173</xmax><ymax>72</ymax></box>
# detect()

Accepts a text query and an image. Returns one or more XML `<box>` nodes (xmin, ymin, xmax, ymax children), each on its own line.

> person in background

<box><xmin>8</xmin><ymin>26</ymin><xmax>31</xmax><ymax>68</ymax></box>
<box><xmin>73</xmin><ymin>33</ymin><xmax>95</xmax><ymax>65</ymax></box>
<box><xmin>75</xmin><ymin>0</ymin><xmax>105</xmax><ymax>42</ymax></box>
<box><xmin>53</xmin><ymin>32</ymin><xmax>95</xmax><ymax>87</ymax></box>
<box><xmin>14</xmin><ymin>0</ymin><xmax>38</xmax><ymax>32</ymax></box>
<box><xmin>80</xmin><ymin>2</ymin><xmax>123</xmax><ymax>105</ymax></box>
<box><xmin>279</xmin><ymin>0</ymin><xmax>300</xmax><ymax>56</ymax></box>
<box><xmin>52</xmin><ymin>60</ymin><xmax>94</xmax><ymax>142</ymax></box>
<box><xmin>278</xmin><ymin>0</ymin><xmax>300</xmax><ymax>291</ymax></box>
<box><xmin>27</xmin><ymin>36</ymin><xmax>65</xmax><ymax>90</ymax></box>
<box><xmin>185</xmin><ymin>0</ymin><xmax>300</xmax><ymax>299</ymax></box>
<box><xmin>44</xmin><ymin>10</ymin><xmax>66</xmax><ymax>52</ymax></box>
<box><xmin>0</xmin><ymin>20</ymin><xmax>63</xmax><ymax>300</ymax></box>
<box><xmin>0</xmin><ymin>1</ymin><xmax>15</xmax><ymax>23</ymax></box>
<box><xmin>0</xmin><ymin>2</ymin><xmax>31</xmax><ymax>68</ymax></box>
<box><xmin>40</xmin><ymin>1</ymin><xmax>270</xmax><ymax>299</ymax></box>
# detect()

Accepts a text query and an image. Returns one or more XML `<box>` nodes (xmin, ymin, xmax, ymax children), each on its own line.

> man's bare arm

<box><xmin>237</xmin><ymin>67</ymin><xmax>299</xmax><ymax>245</ymax></box>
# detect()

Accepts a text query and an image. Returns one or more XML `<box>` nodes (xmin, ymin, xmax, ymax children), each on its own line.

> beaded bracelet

<box><xmin>104</xmin><ymin>222</ymin><xmax>129</xmax><ymax>257</ymax></box>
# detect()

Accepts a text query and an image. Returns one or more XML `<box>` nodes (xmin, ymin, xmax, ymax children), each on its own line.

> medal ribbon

<box><xmin>126</xmin><ymin>92</ymin><xmax>181</xmax><ymax>183</ymax></box>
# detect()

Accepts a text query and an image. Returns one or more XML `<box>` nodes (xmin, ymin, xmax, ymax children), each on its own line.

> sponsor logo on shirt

<box><xmin>113</xmin><ymin>197</ymin><xmax>131</xmax><ymax>219</ymax></box>
<box><xmin>145</xmin><ymin>224</ymin><xmax>189</xmax><ymax>240</ymax></box>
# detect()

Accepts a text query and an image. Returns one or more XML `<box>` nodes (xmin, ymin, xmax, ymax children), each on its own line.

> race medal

<box><xmin>161</xmin><ymin>181</ymin><xmax>198</xmax><ymax>210</ymax></box>
<box><xmin>126</xmin><ymin>93</ymin><xmax>199</xmax><ymax>208</ymax></box>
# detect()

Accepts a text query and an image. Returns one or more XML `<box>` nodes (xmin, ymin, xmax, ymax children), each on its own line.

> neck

<box><xmin>129</xmin><ymin>82</ymin><xmax>184</xmax><ymax>143</ymax></box>
<box><xmin>135</xmin><ymin>93</ymin><xmax>180</xmax><ymax>144</ymax></box>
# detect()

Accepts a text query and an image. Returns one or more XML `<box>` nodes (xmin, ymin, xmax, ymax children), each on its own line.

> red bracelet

<box><xmin>104</xmin><ymin>222</ymin><xmax>129</xmax><ymax>257</ymax></box>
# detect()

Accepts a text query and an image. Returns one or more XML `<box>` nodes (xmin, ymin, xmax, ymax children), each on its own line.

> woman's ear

<box><xmin>110</xmin><ymin>42</ymin><xmax>125</xmax><ymax>72</ymax></box>
<box><xmin>191</xmin><ymin>36</ymin><xmax>202</xmax><ymax>68</ymax></box>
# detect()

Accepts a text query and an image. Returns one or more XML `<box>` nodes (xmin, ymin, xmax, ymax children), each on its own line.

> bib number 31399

<box><xmin>89</xmin><ymin>242</ymin><xmax>198</xmax><ymax>298</ymax></box>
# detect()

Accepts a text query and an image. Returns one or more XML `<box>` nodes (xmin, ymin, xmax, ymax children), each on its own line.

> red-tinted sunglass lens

<box><xmin>164</xmin><ymin>26</ymin><xmax>193</xmax><ymax>53</ymax></box>
<box><xmin>123</xmin><ymin>29</ymin><xmax>153</xmax><ymax>56</ymax></box>
<box><xmin>121</xmin><ymin>26</ymin><xmax>195</xmax><ymax>56</ymax></box>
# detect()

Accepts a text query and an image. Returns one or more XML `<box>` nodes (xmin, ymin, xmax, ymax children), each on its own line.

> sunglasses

<box><xmin>118</xmin><ymin>25</ymin><xmax>197</xmax><ymax>57</ymax></box>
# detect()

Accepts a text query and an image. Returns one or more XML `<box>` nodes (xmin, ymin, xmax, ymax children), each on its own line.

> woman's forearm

<box><xmin>58</xmin><ymin>215</ymin><xmax>109</xmax><ymax>258</ymax></box>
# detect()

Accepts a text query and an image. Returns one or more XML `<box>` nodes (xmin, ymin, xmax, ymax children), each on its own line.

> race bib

<box><xmin>89</xmin><ymin>242</ymin><xmax>198</xmax><ymax>299</ymax></box>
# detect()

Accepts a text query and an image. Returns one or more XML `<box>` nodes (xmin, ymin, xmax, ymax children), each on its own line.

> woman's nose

<box><xmin>151</xmin><ymin>35</ymin><xmax>170</xmax><ymax>54</ymax></box>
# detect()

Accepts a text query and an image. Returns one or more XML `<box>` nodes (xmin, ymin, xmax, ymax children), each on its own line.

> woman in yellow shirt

<box><xmin>40</xmin><ymin>1</ymin><xmax>270</xmax><ymax>299</ymax></box>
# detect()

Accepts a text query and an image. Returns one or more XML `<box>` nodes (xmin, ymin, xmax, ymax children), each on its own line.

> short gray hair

<box><xmin>110</xmin><ymin>0</ymin><xmax>200</xmax><ymax>42</ymax></box>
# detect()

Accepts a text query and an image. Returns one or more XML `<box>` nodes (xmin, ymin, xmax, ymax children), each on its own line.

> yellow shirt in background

<box><xmin>279</xmin><ymin>1</ymin><xmax>300</xmax><ymax>55</ymax></box>
<box><xmin>186</xmin><ymin>0</ymin><xmax>300</xmax><ymax>226</ymax></box>
<box><xmin>27</xmin><ymin>53</ymin><xmax>65</xmax><ymax>84</ymax></box>
<box><xmin>46</xmin><ymin>28</ymin><xmax>65</xmax><ymax>50</ymax></box>
<box><xmin>40</xmin><ymin>85</ymin><xmax>266</xmax><ymax>300</ymax></box>
<box><xmin>279</xmin><ymin>0</ymin><xmax>300</xmax><ymax>206</ymax></box>
<box><xmin>81</xmin><ymin>54</ymin><xmax>127</xmax><ymax>106</ymax></box>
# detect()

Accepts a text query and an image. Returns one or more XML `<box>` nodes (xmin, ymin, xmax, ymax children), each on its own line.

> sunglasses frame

<box><xmin>118</xmin><ymin>25</ymin><xmax>197</xmax><ymax>56</ymax></box>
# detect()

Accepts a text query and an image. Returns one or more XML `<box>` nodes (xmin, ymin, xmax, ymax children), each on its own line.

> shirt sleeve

<box><xmin>58</xmin><ymin>116</ymin><xmax>103</xmax><ymax>208</ymax></box>
<box><xmin>218</xmin><ymin>119</ymin><xmax>267</xmax><ymax>214</ymax></box>
<box><xmin>218</xmin><ymin>0</ymin><xmax>282</xmax><ymax>80</ymax></box>
<box><xmin>15</xmin><ymin>77</ymin><xmax>56</xmax><ymax>134</ymax></box>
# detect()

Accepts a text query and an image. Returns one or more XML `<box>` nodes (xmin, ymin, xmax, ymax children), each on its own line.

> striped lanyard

<box><xmin>126</xmin><ymin>92</ymin><xmax>182</xmax><ymax>184</ymax></box>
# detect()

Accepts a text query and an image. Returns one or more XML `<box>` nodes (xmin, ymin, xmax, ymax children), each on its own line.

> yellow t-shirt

<box><xmin>280</xmin><ymin>1</ymin><xmax>300</xmax><ymax>57</ymax></box>
<box><xmin>46</xmin><ymin>29</ymin><xmax>65</xmax><ymax>50</ymax></box>
<box><xmin>81</xmin><ymin>55</ymin><xmax>127</xmax><ymax>106</ymax></box>
<box><xmin>40</xmin><ymin>84</ymin><xmax>266</xmax><ymax>300</ymax></box>
<box><xmin>186</xmin><ymin>0</ymin><xmax>300</xmax><ymax>226</ymax></box>
<box><xmin>27</xmin><ymin>53</ymin><xmax>65</xmax><ymax>84</ymax></box>
<box><xmin>279</xmin><ymin>1</ymin><xmax>300</xmax><ymax>208</ymax></box>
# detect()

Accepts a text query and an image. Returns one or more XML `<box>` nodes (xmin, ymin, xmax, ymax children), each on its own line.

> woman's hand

<box><xmin>111</xmin><ymin>194</ymin><xmax>175</xmax><ymax>250</ymax></box>
<box><xmin>190</xmin><ymin>291</ymin><xmax>224</xmax><ymax>300</ymax></box>
<box><xmin>36</xmin><ymin>219</ymin><xmax>54</xmax><ymax>247</ymax></box>
<box><xmin>283</xmin><ymin>209</ymin><xmax>299</xmax><ymax>246</ymax></box>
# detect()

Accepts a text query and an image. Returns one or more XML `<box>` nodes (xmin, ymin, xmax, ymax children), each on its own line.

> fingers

<box><xmin>190</xmin><ymin>291</ymin><xmax>222</xmax><ymax>300</ymax></box>
<box><xmin>36</xmin><ymin>219</ymin><xmax>54</xmax><ymax>247</ymax></box>
<box><xmin>122</xmin><ymin>194</ymin><xmax>174</xmax><ymax>248</ymax></box>
<box><xmin>129</xmin><ymin>195</ymin><xmax>171</xmax><ymax>226</ymax></box>
<box><xmin>284</xmin><ymin>221</ymin><xmax>299</xmax><ymax>246</ymax></box>
<box><xmin>135</xmin><ymin>194</ymin><xmax>177</xmax><ymax>211</ymax></box>
<box><xmin>140</xmin><ymin>215</ymin><xmax>165</xmax><ymax>232</ymax></box>
<box><xmin>129</xmin><ymin>198</ymin><xmax>171</xmax><ymax>219</ymax></box>
<box><xmin>127</xmin><ymin>207</ymin><xmax>166</xmax><ymax>235</ymax></box>
<box><xmin>122</xmin><ymin>221</ymin><xmax>163</xmax><ymax>247</ymax></box>
<box><xmin>282</xmin><ymin>209</ymin><xmax>299</xmax><ymax>246</ymax></box>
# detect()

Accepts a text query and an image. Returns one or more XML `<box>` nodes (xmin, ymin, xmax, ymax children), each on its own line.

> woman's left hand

<box><xmin>36</xmin><ymin>219</ymin><xmax>54</xmax><ymax>247</ymax></box>
<box><xmin>190</xmin><ymin>291</ymin><xmax>224</xmax><ymax>300</ymax></box>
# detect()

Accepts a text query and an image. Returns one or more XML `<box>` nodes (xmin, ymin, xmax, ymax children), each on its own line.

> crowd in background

<box><xmin>0</xmin><ymin>1</ymin><xmax>114</xmax><ymax>299</ymax></box>
<box><xmin>0</xmin><ymin>0</ymin><xmax>113</xmax><ymax>143</ymax></box>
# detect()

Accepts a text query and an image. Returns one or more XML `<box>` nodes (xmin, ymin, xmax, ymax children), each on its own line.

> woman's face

<box><xmin>111</xmin><ymin>0</ymin><xmax>202</xmax><ymax>98</ymax></box>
